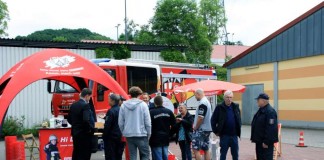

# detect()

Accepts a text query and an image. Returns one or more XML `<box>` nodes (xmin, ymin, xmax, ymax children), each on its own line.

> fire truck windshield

<box><xmin>88</xmin><ymin>68</ymin><xmax>116</xmax><ymax>94</ymax></box>
<box><xmin>54</xmin><ymin>81</ymin><xmax>77</xmax><ymax>93</ymax></box>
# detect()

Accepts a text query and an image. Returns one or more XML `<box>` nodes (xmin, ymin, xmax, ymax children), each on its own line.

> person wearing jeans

<box><xmin>149</xmin><ymin>96</ymin><xmax>176</xmax><ymax>160</ymax></box>
<box><xmin>211</xmin><ymin>90</ymin><xmax>242</xmax><ymax>160</ymax></box>
<box><xmin>172</xmin><ymin>104</ymin><xmax>193</xmax><ymax>160</ymax></box>
<box><xmin>118</xmin><ymin>87</ymin><xmax>151</xmax><ymax>160</ymax></box>
<box><xmin>151</xmin><ymin>146</ymin><xmax>168</xmax><ymax>160</ymax></box>
<box><xmin>126</xmin><ymin>137</ymin><xmax>150</xmax><ymax>159</ymax></box>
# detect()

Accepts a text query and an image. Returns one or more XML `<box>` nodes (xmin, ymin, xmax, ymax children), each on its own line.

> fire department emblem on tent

<box><xmin>44</xmin><ymin>55</ymin><xmax>76</xmax><ymax>69</ymax></box>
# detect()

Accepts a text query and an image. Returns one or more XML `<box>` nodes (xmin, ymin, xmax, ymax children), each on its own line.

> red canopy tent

<box><xmin>0</xmin><ymin>49</ymin><xmax>129</xmax><ymax>126</ymax></box>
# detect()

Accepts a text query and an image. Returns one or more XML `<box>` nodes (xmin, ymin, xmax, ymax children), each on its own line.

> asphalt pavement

<box><xmin>1</xmin><ymin>125</ymin><xmax>324</xmax><ymax>159</ymax></box>
<box><xmin>241</xmin><ymin>125</ymin><xmax>324</xmax><ymax>148</ymax></box>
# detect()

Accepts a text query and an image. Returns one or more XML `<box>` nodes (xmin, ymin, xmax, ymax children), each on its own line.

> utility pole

<box><xmin>124</xmin><ymin>0</ymin><xmax>128</xmax><ymax>44</ymax></box>
<box><xmin>115</xmin><ymin>24</ymin><xmax>120</xmax><ymax>42</ymax></box>
<box><xmin>220</xmin><ymin>0</ymin><xmax>230</xmax><ymax>61</ymax></box>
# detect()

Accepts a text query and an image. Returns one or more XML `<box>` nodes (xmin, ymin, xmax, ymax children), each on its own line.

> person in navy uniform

<box><xmin>103</xmin><ymin>94</ymin><xmax>125</xmax><ymax>160</ymax></box>
<box><xmin>251</xmin><ymin>93</ymin><xmax>278</xmax><ymax>160</ymax></box>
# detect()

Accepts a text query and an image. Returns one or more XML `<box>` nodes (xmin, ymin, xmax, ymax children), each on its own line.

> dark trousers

<box><xmin>72</xmin><ymin>134</ymin><xmax>92</xmax><ymax>160</ymax></box>
<box><xmin>179</xmin><ymin>141</ymin><xmax>192</xmax><ymax>160</ymax></box>
<box><xmin>219</xmin><ymin>135</ymin><xmax>239</xmax><ymax>160</ymax></box>
<box><xmin>104</xmin><ymin>138</ymin><xmax>126</xmax><ymax>160</ymax></box>
<box><xmin>256</xmin><ymin>143</ymin><xmax>274</xmax><ymax>160</ymax></box>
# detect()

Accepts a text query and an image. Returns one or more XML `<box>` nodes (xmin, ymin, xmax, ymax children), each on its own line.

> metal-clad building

<box><xmin>0</xmin><ymin>39</ymin><xmax>185</xmax><ymax>127</ymax></box>
<box><xmin>224</xmin><ymin>2</ymin><xmax>324</xmax><ymax>129</ymax></box>
<box><xmin>131</xmin><ymin>51</ymin><xmax>164</xmax><ymax>61</ymax></box>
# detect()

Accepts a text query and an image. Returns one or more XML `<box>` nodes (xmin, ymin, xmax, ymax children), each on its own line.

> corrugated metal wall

<box><xmin>228</xmin><ymin>8</ymin><xmax>324</xmax><ymax>69</ymax></box>
<box><xmin>131</xmin><ymin>51</ymin><xmax>164</xmax><ymax>61</ymax></box>
<box><xmin>0</xmin><ymin>47</ymin><xmax>95</xmax><ymax>127</ymax></box>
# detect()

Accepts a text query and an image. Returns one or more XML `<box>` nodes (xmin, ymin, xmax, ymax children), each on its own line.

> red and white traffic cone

<box><xmin>296</xmin><ymin>131</ymin><xmax>307</xmax><ymax>147</ymax></box>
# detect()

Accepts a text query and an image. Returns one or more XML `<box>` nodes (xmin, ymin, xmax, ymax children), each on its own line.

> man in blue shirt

<box><xmin>211</xmin><ymin>90</ymin><xmax>242</xmax><ymax>160</ymax></box>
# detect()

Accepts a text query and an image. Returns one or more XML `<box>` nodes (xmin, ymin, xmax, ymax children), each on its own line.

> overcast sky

<box><xmin>3</xmin><ymin>0</ymin><xmax>323</xmax><ymax>46</ymax></box>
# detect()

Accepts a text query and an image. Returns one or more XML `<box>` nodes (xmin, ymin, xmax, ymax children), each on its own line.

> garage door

<box><xmin>242</xmin><ymin>84</ymin><xmax>264</xmax><ymax>125</ymax></box>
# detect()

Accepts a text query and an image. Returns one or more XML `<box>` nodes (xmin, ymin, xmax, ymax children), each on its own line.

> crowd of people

<box><xmin>67</xmin><ymin>87</ymin><xmax>278</xmax><ymax>160</ymax></box>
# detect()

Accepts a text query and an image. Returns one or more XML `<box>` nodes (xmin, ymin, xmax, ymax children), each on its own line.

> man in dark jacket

<box><xmin>68</xmin><ymin>88</ymin><xmax>94</xmax><ymax>160</ymax></box>
<box><xmin>251</xmin><ymin>93</ymin><xmax>278</xmax><ymax>160</ymax></box>
<box><xmin>173</xmin><ymin>104</ymin><xmax>193</xmax><ymax>160</ymax></box>
<box><xmin>150</xmin><ymin>96</ymin><xmax>176</xmax><ymax>160</ymax></box>
<box><xmin>103</xmin><ymin>94</ymin><xmax>125</xmax><ymax>160</ymax></box>
<box><xmin>211</xmin><ymin>90</ymin><xmax>241</xmax><ymax>160</ymax></box>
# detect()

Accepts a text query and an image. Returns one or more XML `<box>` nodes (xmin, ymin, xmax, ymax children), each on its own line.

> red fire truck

<box><xmin>48</xmin><ymin>59</ymin><xmax>217</xmax><ymax>117</ymax></box>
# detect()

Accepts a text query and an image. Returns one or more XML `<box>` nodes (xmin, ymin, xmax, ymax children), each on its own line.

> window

<box><xmin>127</xmin><ymin>66</ymin><xmax>158</xmax><ymax>94</ymax></box>
<box><xmin>104</xmin><ymin>69</ymin><xmax>116</xmax><ymax>80</ymax></box>
<box><xmin>87</xmin><ymin>69</ymin><xmax>116</xmax><ymax>102</ymax></box>
<box><xmin>54</xmin><ymin>81</ymin><xmax>77</xmax><ymax>93</ymax></box>
<box><xmin>97</xmin><ymin>84</ymin><xmax>108</xmax><ymax>101</ymax></box>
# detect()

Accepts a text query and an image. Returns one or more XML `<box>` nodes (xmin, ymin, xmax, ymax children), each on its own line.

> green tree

<box><xmin>0</xmin><ymin>0</ymin><xmax>9</xmax><ymax>37</ymax></box>
<box><xmin>216</xmin><ymin>65</ymin><xmax>227</xmax><ymax>103</ymax></box>
<box><xmin>200</xmin><ymin>0</ymin><xmax>226</xmax><ymax>44</ymax></box>
<box><xmin>52</xmin><ymin>36</ymin><xmax>68</xmax><ymax>42</ymax></box>
<box><xmin>236</xmin><ymin>40</ymin><xmax>243</xmax><ymax>46</ymax></box>
<box><xmin>151</xmin><ymin>0</ymin><xmax>211</xmax><ymax>64</ymax></box>
<box><xmin>209</xmin><ymin>64</ymin><xmax>227</xmax><ymax>103</ymax></box>
<box><xmin>95</xmin><ymin>47</ymin><xmax>113</xmax><ymax>58</ymax></box>
<box><xmin>160</xmin><ymin>49</ymin><xmax>186</xmax><ymax>62</ymax></box>
<box><xmin>17</xmin><ymin>28</ymin><xmax>111</xmax><ymax>41</ymax></box>
<box><xmin>223</xmin><ymin>40</ymin><xmax>236</xmax><ymax>45</ymax></box>
<box><xmin>118</xmin><ymin>20</ymin><xmax>138</xmax><ymax>42</ymax></box>
<box><xmin>112</xmin><ymin>45</ymin><xmax>131</xmax><ymax>59</ymax></box>
<box><xmin>134</xmin><ymin>25</ymin><xmax>156</xmax><ymax>44</ymax></box>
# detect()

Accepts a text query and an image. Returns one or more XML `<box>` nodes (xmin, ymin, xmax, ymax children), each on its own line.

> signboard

<box><xmin>39</xmin><ymin>128</ymin><xmax>73</xmax><ymax>160</ymax></box>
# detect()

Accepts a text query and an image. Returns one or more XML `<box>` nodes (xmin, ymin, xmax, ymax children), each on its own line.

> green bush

<box><xmin>161</xmin><ymin>49</ymin><xmax>186</xmax><ymax>62</ymax></box>
<box><xmin>21</xmin><ymin>126</ymin><xmax>40</xmax><ymax>137</ymax></box>
<box><xmin>208</xmin><ymin>64</ymin><xmax>227</xmax><ymax>103</ymax></box>
<box><xmin>112</xmin><ymin>45</ymin><xmax>131</xmax><ymax>59</ymax></box>
<box><xmin>1</xmin><ymin>116</ymin><xmax>42</xmax><ymax>138</ymax></box>
<box><xmin>52</xmin><ymin>36</ymin><xmax>68</xmax><ymax>42</ymax></box>
<box><xmin>95</xmin><ymin>47</ymin><xmax>113</xmax><ymax>58</ymax></box>
<box><xmin>1</xmin><ymin>116</ymin><xmax>25</xmax><ymax>137</ymax></box>
<box><xmin>95</xmin><ymin>45</ymin><xmax>131</xmax><ymax>59</ymax></box>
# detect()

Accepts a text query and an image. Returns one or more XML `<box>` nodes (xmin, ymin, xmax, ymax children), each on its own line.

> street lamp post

<box><xmin>115</xmin><ymin>24</ymin><xmax>120</xmax><ymax>42</ymax></box>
